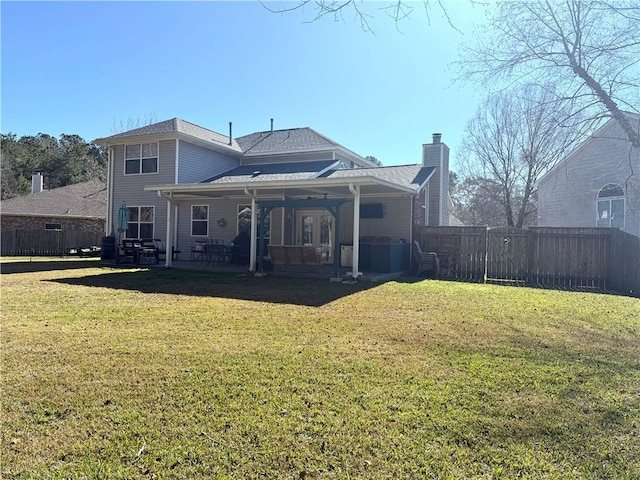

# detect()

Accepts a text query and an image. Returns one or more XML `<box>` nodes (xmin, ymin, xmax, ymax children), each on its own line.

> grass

<box><xmin>1</xmin><ymin>258</ymin><xmax>639</xmax><ymax>479</ymax></box>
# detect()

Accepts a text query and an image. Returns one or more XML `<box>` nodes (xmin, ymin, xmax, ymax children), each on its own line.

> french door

<box><xmin>296</xmin><ymin>210</ymin><xmax>334</xmax><ymax>263</ymax></box>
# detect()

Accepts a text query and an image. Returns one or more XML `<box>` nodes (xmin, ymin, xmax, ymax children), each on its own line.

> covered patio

<box><xmin>145</xmin><ymin>164</ymin><xmax>434</xmax><ymax>281</ymax></box>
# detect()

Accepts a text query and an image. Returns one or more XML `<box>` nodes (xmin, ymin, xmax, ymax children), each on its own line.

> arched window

<box><xmin>597</xmin><ymin>183</ymin><xmax>624</xmax><ymax>228</ymax></box>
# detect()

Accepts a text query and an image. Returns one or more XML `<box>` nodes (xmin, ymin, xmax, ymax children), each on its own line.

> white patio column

<box><xmin>164</xmin><ymin>194</ymin><xmax>174</xmax><ymax>267</ymax></box>
<box><xmin>349</xmin><ymin>183</ymin><xmax>361</xmax><ymax>279</ymax></box>
<box><xmin>249</xmin><ymin>191</ymin><xmax>257</xmax><ymax>272</ymax></box>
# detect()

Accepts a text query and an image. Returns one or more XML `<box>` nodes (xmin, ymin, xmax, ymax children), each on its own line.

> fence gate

<box><xmin>486</xmin><ymin>227</ymin><xmax>528</xmax><ymax>282</ymax></box>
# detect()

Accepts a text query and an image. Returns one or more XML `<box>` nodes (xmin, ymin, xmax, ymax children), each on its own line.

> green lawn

<box><xmin>1</xmin><ymin>259</ymin><xmax>639</xmax><ymax>479</ymax></box>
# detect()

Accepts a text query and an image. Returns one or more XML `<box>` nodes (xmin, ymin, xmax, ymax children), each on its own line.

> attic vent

<box><xmin>252</xmin><ymin>171</ymin><xmax>261</xmax><ymax>178</ymax></box>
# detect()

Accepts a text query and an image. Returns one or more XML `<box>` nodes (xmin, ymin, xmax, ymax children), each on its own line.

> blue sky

<box><xmin>1</xmin><ymin>1</ymin><xmax>488</xmax><ymax>169</ymax></box>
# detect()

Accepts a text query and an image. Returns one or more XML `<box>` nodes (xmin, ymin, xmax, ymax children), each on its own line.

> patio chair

<box><xmin>413</xmin><ymin>241</ymin><xmax>440</xmax><ymax>277</ymax></box>
<box><xmin>190</xmin><ymin>240</ymin><xmax>208</xmax><ymax>261</ymax></box>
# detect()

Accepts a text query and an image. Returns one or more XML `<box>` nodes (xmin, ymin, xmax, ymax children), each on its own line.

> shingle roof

<box><xmin>0</xmin><ymin>179</ymin><xmax>107</xmax><ymax>218</ymax></box>
<box><xmin>202</xmin><ymin>162</ymin><xmax>435</xmax><ymax>192</ymax></box>
<box><xmin>235</xmin><ymin>128</ymin><xmax>339</xmax><ymax>154</ymax></box>
<box><xmin>96</xmin><ymin>118</ymin><xmax>242</xmax><ymax>152</ymax></box>
<box><xmin>97</xmin><ymin>119</ymin><xmax>365</xmax><ymax>158</ymax></box>
<box><xmin>325</xmin><ymin>165</ymin><xmax>435</xmax><ymax>190</ymax></box>
<box><xmin>203</xmin><ymin>160</ymin><xmax>337</xmax><ymax>184</ymax></box>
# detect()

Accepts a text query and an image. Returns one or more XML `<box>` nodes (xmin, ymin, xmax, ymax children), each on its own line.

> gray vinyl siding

<box><xmin>174</xmin><ymin>199</ymin><xmax>240</xmax><ymax>255</ymax></box>
<box><xmin>338</xmin><ymin>196</ymin><xmax>413</xmax><ymax>243</ymax></box>
<box><xmin>422</xmin><ymin>143</ymin><xmax>450</xmax><ymax>226</ymax></box>
<box><xmin>242</xmin><ymin>151</ymin><xmax>335</xmax><ymax>165</ymax></box>
<box><xmin>109</xmin><ymin>140</ymin><xmax>175</xmax><ymax>240</ymax></box>
<box><xmin>173</xmin><ymin>198</ymin><xmax>277</xmax><ymax>255</ymax></box>
<box><xmin>178</xmin><ymin>141</ymin><xmax>239</xmax><ymax>183</ymax></box>
<box><xmin>537</xmin><ymin>120</ymin><xmax>640</xmax><ymax>237</ymax></box>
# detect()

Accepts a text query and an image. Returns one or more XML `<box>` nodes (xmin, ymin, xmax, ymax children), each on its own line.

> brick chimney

<box><xmin>31</xmin><ymin>172</ymin><xmax>43</xmax><ymax>194</ymax></box>
<box><xmin>422</xmin><ymin>133</ymin><xmax>449</xmax><ymax>226</ymax></box>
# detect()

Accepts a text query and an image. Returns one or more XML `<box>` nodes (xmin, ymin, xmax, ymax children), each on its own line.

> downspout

<box><xmin>349</xmin><ymin>183</ymin><xmax>360</xmax><ymax>280</ymax></box>
<box><xmin>245</xmin><ymin>187</ymin><xmax>257</xmax><ymax>272</ymax></box>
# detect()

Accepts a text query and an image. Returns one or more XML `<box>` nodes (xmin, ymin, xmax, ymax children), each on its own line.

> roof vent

<box><xmin>252</xmin><ymin>171</ymin><xmax>261</xmax><ymax>178</ymax></box>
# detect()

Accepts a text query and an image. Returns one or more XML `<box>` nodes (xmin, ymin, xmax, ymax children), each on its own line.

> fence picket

<box><xmin>414</xmin><ymin>226</ymin><xmax>638</xmax><ymax>297</ymax></box>
<box><xmin>1</xmin><ymin>230</ymin><xmax>102</xmax><ymax>256</ymax></box>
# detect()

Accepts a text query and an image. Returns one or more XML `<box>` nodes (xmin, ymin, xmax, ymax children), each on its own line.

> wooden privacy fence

<box><xmin>1</xmin><ymin>229</ymin><xmax>103</xmax><ymax>256</ymax></box>
<box><xmin>414</xmin><ymin>226</ymin><xmax>639</xmax><ymax>297</ymax></box>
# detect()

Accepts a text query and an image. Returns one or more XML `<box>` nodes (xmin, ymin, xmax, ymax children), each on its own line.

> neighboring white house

<box><xmin>95</xmin><ymin>118</ymin><xmax>451</xmax><ymax>277</ymax></box>
<box><xmin>537</xmin><ymin>113</ymin><xmax>640</xmax><ymax>237</ymax></box>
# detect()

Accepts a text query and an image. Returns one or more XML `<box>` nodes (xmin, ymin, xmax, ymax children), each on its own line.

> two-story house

<box><xmin>95</xmin><ymin>118</ymin><xmax>450</xmax><ymax>278</ymax></box>
<box><xmin>537</xmin><ymin>113</ymin><xmax>640</xmax><ymax>237</ymax></box>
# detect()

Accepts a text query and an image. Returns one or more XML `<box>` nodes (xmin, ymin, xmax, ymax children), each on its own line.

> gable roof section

<box><xmin>95</xmin><ymin>118</ymin><xmax>243</xmax><ymax>153</ymax></box>
<box><xmin>0</xmin><ymin>179</ymin><xmax>107</xmax><ymax>218</ymax></box>
<box><xmin>96</xmin><ymin>119</ymin><xmax>376</xmax><ymax>166</ymax></box>
<box><xmin>538</xmin><ymin>112</ymin><xmax>640</xmax><ymax>186</ymax></box>
<box><xmin>235</xmin><ymin>128</ymin><xmax>339</xmax><ymax>155</ymax></box>
<box><xmin>202</xmin><ymin>160</ymin><xmax>338</xmax><ymax>183</ymax></box>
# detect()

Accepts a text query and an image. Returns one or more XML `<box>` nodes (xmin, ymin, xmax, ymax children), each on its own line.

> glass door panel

<box><xmin>297</xmin><ymin>210</ymin><xmax>334</xmax><ymax>263</ymax></box>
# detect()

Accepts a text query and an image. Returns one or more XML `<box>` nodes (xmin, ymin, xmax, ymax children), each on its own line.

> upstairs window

<box><xmin>597</xmin><ymin>183</ymin><xmax>624</xmax><ymax>228</ymax></box>
<box><xmin>191</xmin><ymin>205</ymin><xmax>209</xmax><ymax>236</ymax></box>
<box><xmin>125</xmin><ymin>142</ymin><xmax>158</xmax><ymax>175</ymax></box>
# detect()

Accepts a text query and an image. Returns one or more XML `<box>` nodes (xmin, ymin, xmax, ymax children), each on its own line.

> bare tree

<box><xmin>459</xmin><ymin>85</ymin><xmax>579</xmax><ymax>227</ymax></box>
<box><xmin>460</xmin><ymin>0</ymin><xmax>640</xmax><ymax>147</ymax></box>
<box><xmin>261</xmin><ymin>0</ymin><xmax>461</xmax><ymax>32</ymax></box>
<box><xmin>109</xmin><ymin>113</ymin><xmax>158</xmax><ymax>135</ymax></box>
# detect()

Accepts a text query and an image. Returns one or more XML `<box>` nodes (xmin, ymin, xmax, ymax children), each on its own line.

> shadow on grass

<box><xmin>48</xmin><ymin>268</ymin><xmax>377</xmax><ymax>307</ymax></box>
<box><xmin>0</xmin><ymin>259</ymin><xmax>100</xmax><ymax>274</ymax></box>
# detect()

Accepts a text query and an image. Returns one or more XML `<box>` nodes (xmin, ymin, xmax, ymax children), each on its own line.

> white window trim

<box><xmin>124</xmin><ymin>142</ymin><xmax>159</xmax><ymax>176</ymax></box>
<box><xmin>191</xmin><ymin>205</ymin><xmax>209</xmax><ymax>237</ymax></box>
<box><xmin>125</xmin><ymin>205</ymin><xmax>155</xmax><ymax>239</ymax></box>
<box><xmin>596</xmin><ymin>183</ymin><xmax>625</xmax><ymax>229</ymax></box>
<box><xmin>596</xmin><ymin>197</ymin><xmax>625</xmax><ymax>228</ymax></box>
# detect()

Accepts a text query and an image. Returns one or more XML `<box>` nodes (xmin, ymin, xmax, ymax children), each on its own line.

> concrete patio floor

<box><xmin>149</xmin><ymin>258</ymin><xmax>408</xmax><ymax>283</ymax></box>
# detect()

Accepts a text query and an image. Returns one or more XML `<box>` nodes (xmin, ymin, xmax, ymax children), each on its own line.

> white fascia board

<box><xmin>145</xmin><ymin>175</ymin><xmax>417</xmax><ymax>195</ymax></box>
<box><xmin>96</xmin><ymin>131</ymin><xmax>243</xmax><ymax>157</ymax></box>
<box><xmin>95</xmin><ymin>132</ymin><xmax>177</xmax><ymax>147</ymax></box>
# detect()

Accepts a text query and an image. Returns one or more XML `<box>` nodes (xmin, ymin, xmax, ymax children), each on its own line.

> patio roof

<box><xmin>145</xmin><ymin>164</ymin><xmax>435</xmax><ymax>200</ymax></box>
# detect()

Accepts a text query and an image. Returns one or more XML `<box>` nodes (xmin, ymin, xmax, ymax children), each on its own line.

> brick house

<box><xmin>0</xmin><ymin>175</ymin><xmax>107</xmax><ymax>254</ymax></box>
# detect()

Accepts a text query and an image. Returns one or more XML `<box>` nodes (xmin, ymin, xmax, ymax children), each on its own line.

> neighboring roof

<box><xmin>95</xmin><ymin>118</ymin><xmax>243</xmax><ymax>153</ymax></box>
<box><xmin>0</xmin><ymin>179</ymin><xmax>107</xmax><ymax>218</ymax></box>
<box><xmin>202</xmin><ymin>160</ymin><xmax>338</xmax><ymax>183</ymax></box>
<box><xmin>235</xmin><ymin>128</ymin><xmax>339</xmax><ymax>155</ymax></box>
